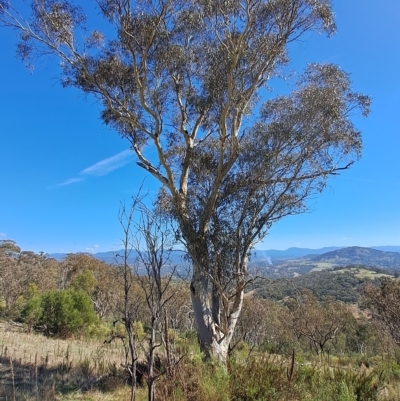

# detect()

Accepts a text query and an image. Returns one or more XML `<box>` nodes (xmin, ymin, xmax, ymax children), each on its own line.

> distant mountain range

<box><xmin>251</xmin><ymin>246</ymin><xmax>400</xmax><ymax>261</ymax></box>
<box><xmin>49</xmin><ymin>245</ymin><xmax>400</xmax><ymax>268</ymax></box>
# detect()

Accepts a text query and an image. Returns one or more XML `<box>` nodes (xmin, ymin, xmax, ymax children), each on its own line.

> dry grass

<box><xmin>310</xmin><ymin>262</ymin><xmax>335</xmax><ymax>271</ymax></box>
<box><xmin>1</xmin><ymin>321</ymin><xmax>399</xmax><ymax>401</ymax></box>
<box><xmin>0</xmin><ymin>322</ymin><xmax>124</xmax><ymax>368</ymax></box>
<box><xmin>332</xmin><ymin>267</ymin><xmax>393</xmax><ymax>279</ymax></box>
<box><xmin>0</xmin><ymin>322</ymin><xmax>134</xmax><ymax>401</ymax></box>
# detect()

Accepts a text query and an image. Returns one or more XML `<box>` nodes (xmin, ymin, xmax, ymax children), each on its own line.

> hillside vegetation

<box><xmin>2</xmin><ymin>239</ymin><xmax>400</xmax><ymax>400</ymax></box>
<box><xmin>251</xmin><ymin>247</ymin><xmax>400</xmax><ymax>278</ymax></box>
<box><xmin>312</xmin><ymin>247</ymin><xmax>400</xmax><ymax>268</ymax></box>
<box><xmin>254</xmin><ymin>265</ymin><xmax>394</xmax><ymax>303</ymax></box>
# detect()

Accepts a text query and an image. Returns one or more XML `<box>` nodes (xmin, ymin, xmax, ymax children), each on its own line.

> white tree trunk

<box><xmin>190</xmin><ymin>263</ymin><xmax>244</xmax><ymax>363</ymax></box>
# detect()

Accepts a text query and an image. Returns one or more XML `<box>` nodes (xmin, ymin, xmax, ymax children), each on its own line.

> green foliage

<box><xmin>228</xmin><ymin>357</ymin><xmax>382</xmax><ymax>401</ymax></box>
<box><xmin>133</xmin><ymin>321</ymin><xmax>145</xmax><ymax>342</ymax></box>
<box><xmin>169</xmin><ymin>358</ymin><xmax>230</xmax><ymax>401</ymax></box>
<box><xmin>156</xmin><ymin>353</ymin><xmax>386</xmax><ymax>401</ymax></box>
<box><xmin>255</xmin><ymin>268</ymin><xmax>379</xmax><ymax>303</ymax></box>
<box><xmin>42</xmin><ymin>289</ymin><xmax>98</xmax><ymax>338</ymax></box>
<box><xmin>86</xmin><ymin>322</ymin><xmax>112</xmax><ymax>339</ymax></box>
<box><xmin>71</xmin><ymin>269</ymin><xmax>97</xmax><ymax>295</ymax></box>
<box><xmin>20</xmin><ymin>283</ymin><xmax>42</xmax><ymax>331</ymax></box>
<box><xmin>228</xmin><ymin>356</ymin><xmax>290</xmax><ymax>400</ymax></box>
<box><xmin>25</xmin><ymin>282</ymin><xmax>40</xmax><ymax>299</ymax></box>
<box><xmin>363</xmin><ymin>277</ymin><xmax>400</xmax><ymax>346</ymax></box>
<box><xmin>21</xmin><ymin>289</ymin><xmax>99</xmax><ymax>338</ymax></box>
<box><xmin>20</xmin><ymin>294</ymin><xmax>42</xmax><ymax>331</ymax></box>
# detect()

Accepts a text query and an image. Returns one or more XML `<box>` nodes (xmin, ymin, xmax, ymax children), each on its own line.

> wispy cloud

<box><xmin>85</xmin><ymin>244</ymin><xmax>100</xmax><ymax>253</ymax></box>
<box><xmin>55</xmin><ymin>177</ymin><xmax>85</xmax><ymax>188</ymax></box>
<box><xmin>81</xmin><ymin>149</ymin><xmax>133</xmax><ymax>177</ymax></box>
<box><xmin>49</xmin><ymin>149</ymin><xmax>133</xmax><ymax>189</ymax></box>
<box><xmin>0</xmin><ymin>233</ymin><xmax>6</xmax><ymax>237</ymax></box>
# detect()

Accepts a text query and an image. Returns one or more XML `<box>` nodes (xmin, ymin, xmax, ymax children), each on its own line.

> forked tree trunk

<box><xmin>190</xmin><ymin>262</ymin><xmax>244</xmax><ymax>364</ymax></box>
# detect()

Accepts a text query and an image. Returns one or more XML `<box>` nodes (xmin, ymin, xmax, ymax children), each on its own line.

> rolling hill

<box><xmin>312</xmin><ymin>246</ymin><xmax>400</xmax><ymax>268</ymax></box>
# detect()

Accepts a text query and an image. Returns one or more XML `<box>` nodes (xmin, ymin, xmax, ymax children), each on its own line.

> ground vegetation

<box><xmin>1</xmin><ymin>240</ymin><xmax>400</xmax><ymax>400</ymax></box>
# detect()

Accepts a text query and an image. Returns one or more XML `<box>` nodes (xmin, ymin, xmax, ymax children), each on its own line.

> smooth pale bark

<box><xmin>190</xmin><ymin>261</ymin><xmax>244</xmax><ymax>363</ymax></box>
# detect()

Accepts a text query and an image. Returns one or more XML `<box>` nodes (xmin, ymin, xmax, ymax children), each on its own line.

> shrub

<box><xmin>21</xmin><ymin>289</ymin><xmax>98</xmax><ymax>338</ymax></box>
<box><xmin>20</xmin><ymin>294</ymin><xmax>42</xmax><ymax>332</ymax></box>
<box><xmin>228</xmin><ymin>356</ymin><xmax>382</xmax><ymax>401</ymax></box>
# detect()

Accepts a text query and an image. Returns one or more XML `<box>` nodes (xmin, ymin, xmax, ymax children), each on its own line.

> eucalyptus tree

<box><xmin>364</xmin><ymin>278</ymin><xmax>400</xmax><ymax>348</ymax></box>
<box><xmin>285</xmin><ymin>290</ymin><xmax>352</xmax><ymax>356</ymax></box>
<box><xmin>59</xmin><ymin>253</ymin><xmax>119</xmax><ymax>319</ymax></box>
<box><xmin>0</xmin><ymin>0</ymin><xmax>370</xmax><ymax>362</ymax></box>
<box><xmin>0</xmin><ymin>240</ymin><xmax>22</xmax><ymax>315</ymax></box>
<box><xmin>0</xmin><ymin>240</ymin><xmax>58</xmax><ymax>316</ymax></box>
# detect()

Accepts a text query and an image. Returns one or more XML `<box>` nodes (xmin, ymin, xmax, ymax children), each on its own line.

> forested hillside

<box><xmin>312</xmin><ymin>247</ymin><xmax>400</xmax><ymax>268</ymax></box>
<box><xmin>253</xmin><ymin>265</ymin><xmax>393</xmax><ymax>303</ymax></box>
<box><xmin>2</xmin><ymin>239</ymin><xmax>400</xmax><ymax>400</ymax></box>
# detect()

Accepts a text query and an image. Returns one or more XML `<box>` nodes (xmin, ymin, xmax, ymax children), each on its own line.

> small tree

<box><xmin>61</xmin><ymin>253</ymin><xmax>119</xmax><ymax>319</ymax></box>
<box><xmin>286</xmin><ymin>290</ymin><xmax>350</xmax><ymax>356</ymax></box>
<box><xmin>0</xmin><ymin>240</ymin><xmax>58</xmax><ymax>317</ymax></box>
<box><xmin>115</xmin><ymin>197</ymin><xmax>144</xmax><ymax>401</ymax></box>
<box><xmin>233</xmin><ymin>295</ymin><xmax>292</xmax><ymax>355</ymax></box>
<box><xmin>71</xmin><ymin>269</ymin><xmax>97</xmax><ymax>295</ymax></box>
<box><xmin>27</xmin><ymin>289</ymin><xmax>99</xmax><ymax>338</ymax></box>
<box><xmin>117</xmin><ymin>194</ymin><xmax>182</xmax><ymax>401</ymax></box>
<box><xmin>20</xmin><ymin>283</ymin><xmax>42</xmax><ymax>333</ymax></box>
<box><xmin>133</xmin><ymin>201</ymin><xmax>181</xmax><ymax>401</ymax></box>
<box><xmin>364</xmin><ymin>278</ymin><xmax>400</xmax><ymax>347</ymax></box>
<box><xmin>0</xmin><ymin>240</ymin><xmax>22</xmax><ymax>316</ymax></box>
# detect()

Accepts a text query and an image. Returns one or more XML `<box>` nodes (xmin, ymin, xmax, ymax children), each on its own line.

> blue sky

<box><xmin>1</xmin><ymin>0</ymin><xmax>399</xmax><ymax>254</ymax></box>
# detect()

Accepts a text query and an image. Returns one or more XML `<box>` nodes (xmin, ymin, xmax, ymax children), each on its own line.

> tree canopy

<box><xmin>0</xmin><ymin>0</ymin><xmax>370</xmax><ymax>362</ymax></box>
